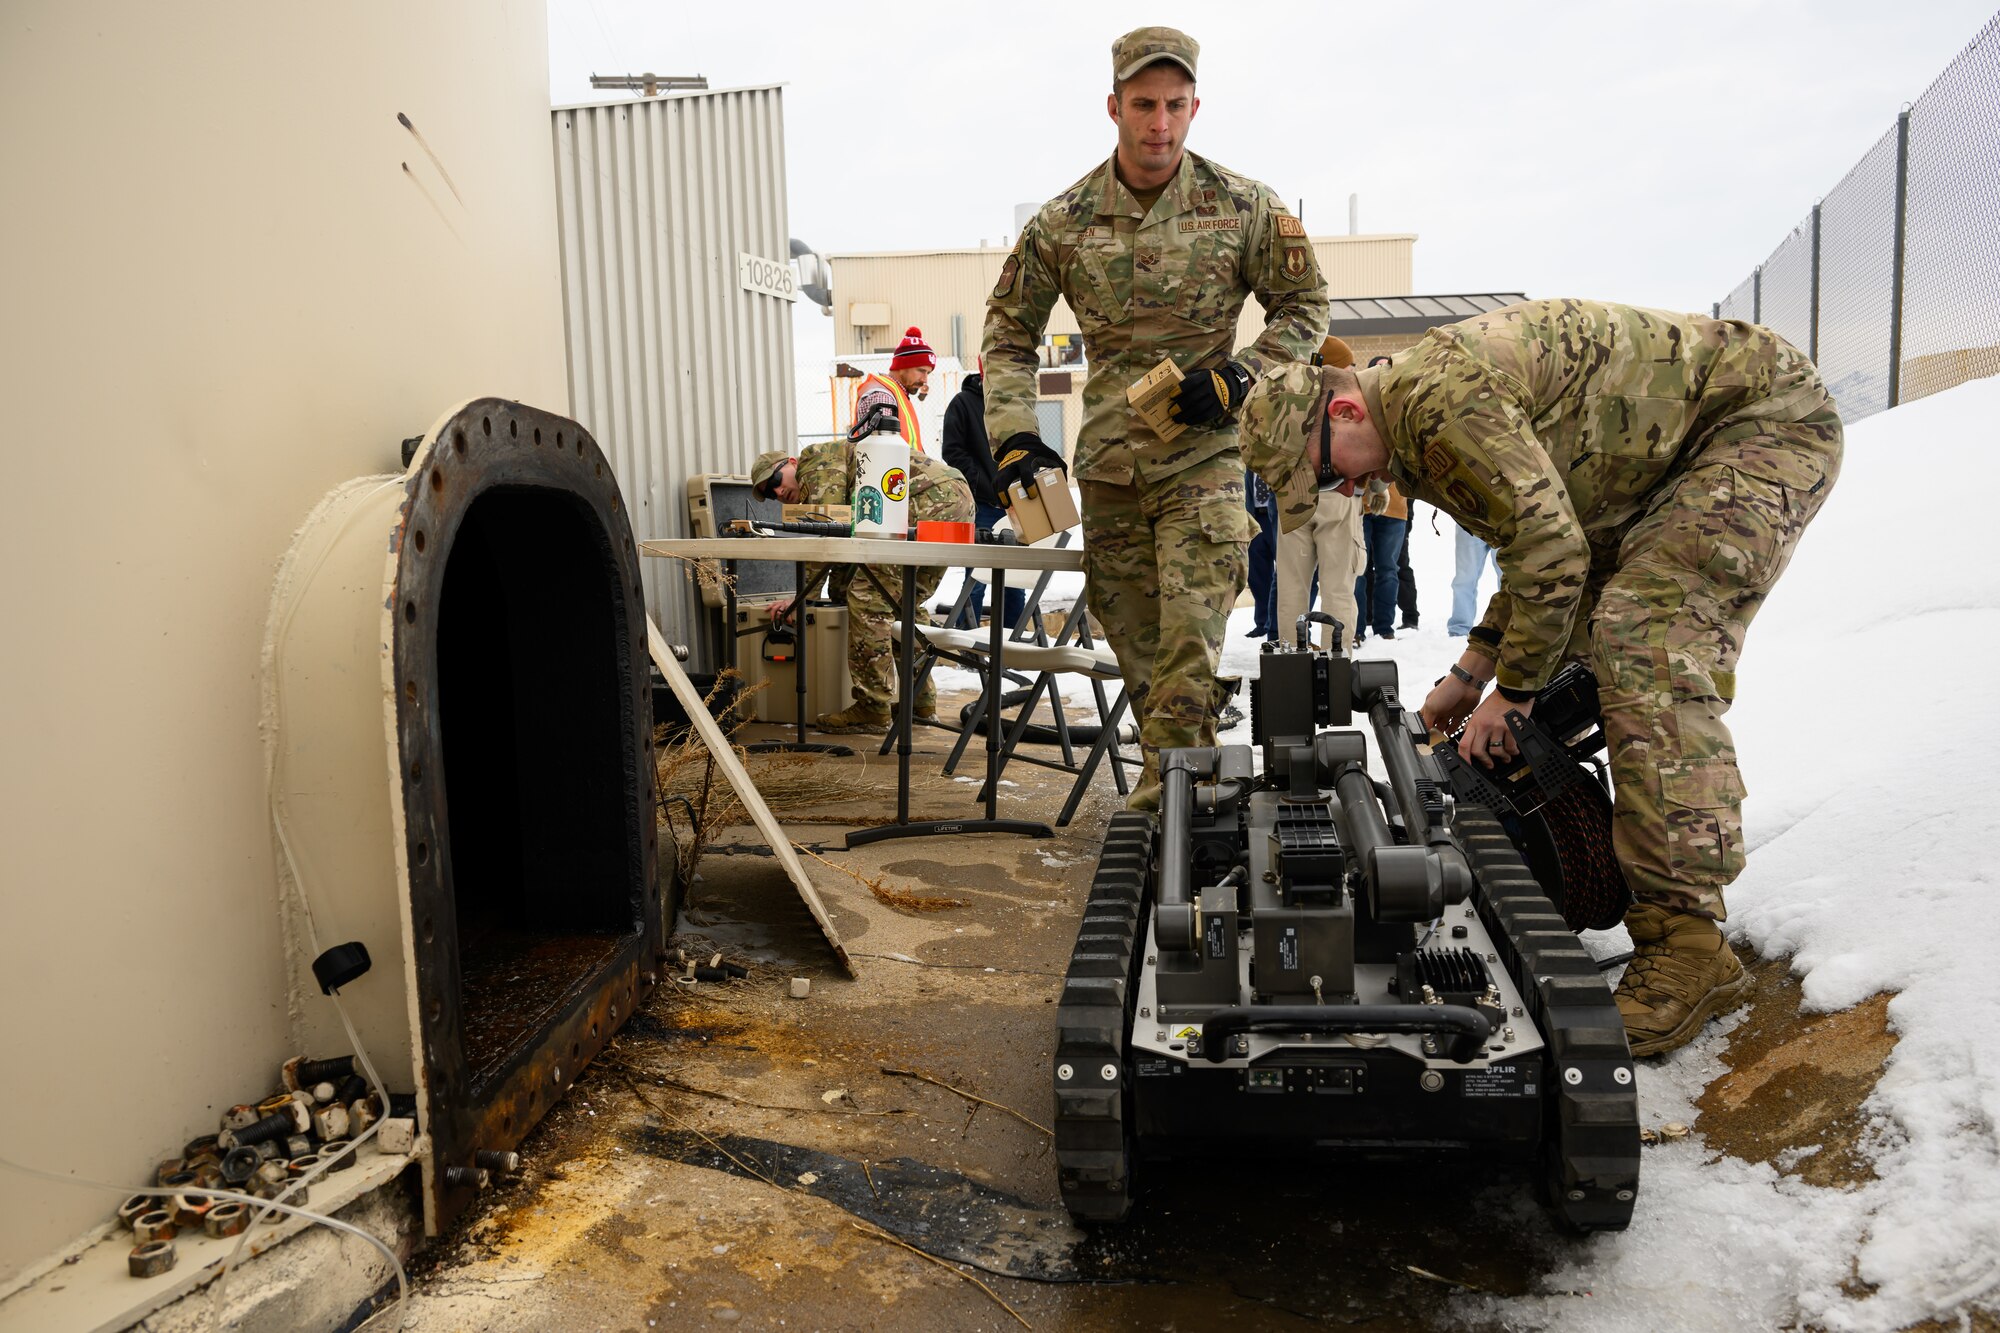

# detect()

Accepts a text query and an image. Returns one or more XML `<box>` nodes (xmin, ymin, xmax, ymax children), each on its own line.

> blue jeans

<box><xmin>967</xmin><ymin>502</ymin><xmax>1026</xmax><ymax>628</ymax></box>
<box><xmin>1245</xmin><ymin>467</ymin><xmax>1278</xmax><ymax>634</ymax></box>
<box><xmin>1354</xmin><ymin>515</ymin><xmax>1406</xmax><ymax>637</ymax></box>
<box><xmin>1450</xmin><ymin>524</ymin><xmax>1498</xmax><ymax>635</ymax></box>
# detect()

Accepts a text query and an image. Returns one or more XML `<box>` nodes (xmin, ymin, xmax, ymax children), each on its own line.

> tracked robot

<box><xmin>1053</xmin><ymin>618</ymin><xmax>1641</xmax><ymax>1231</ymax></box>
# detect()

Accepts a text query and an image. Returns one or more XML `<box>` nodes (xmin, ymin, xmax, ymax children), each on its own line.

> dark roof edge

<box><xmin>1326</xmin><ymin>293</ymin><xmax>1529</xmax><ymax>337</ymax></box>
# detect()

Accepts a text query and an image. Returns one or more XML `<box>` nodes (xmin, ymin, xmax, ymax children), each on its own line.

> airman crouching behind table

<box><xmin>981</xmin><ymin>24</ymin><xmax>1328</xmax><ymax>810</ymax></box>
<box><xmin>1238</xmin><ymin>298</ymin><xmax>1842</xmax><ymax>1057</ymax></box>
<box><xmin>751</xmin><ymin>444</ymin><xmax>974</xmax><ymax>734</ymax></box>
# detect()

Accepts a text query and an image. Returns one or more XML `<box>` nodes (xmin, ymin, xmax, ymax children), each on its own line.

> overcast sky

<box><xmin>548</xmin><ymin>0</ymin><xmax>1993</xmax><ymax>360</ymax></box>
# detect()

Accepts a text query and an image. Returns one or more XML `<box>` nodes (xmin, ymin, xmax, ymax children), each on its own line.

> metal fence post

<box><xmin>1809</xmin><ymin>202</ymin><xmax>1821</xmax><ymax>362</ymax></box>
<box><xmin>1711</xmin><ymin>302</ymin><xmax>1720</xmax><ymax>319</ymax></box>
<box><xmin>1752</xmin><ymin>266</ymin><xmax>1762</xmax><ymax>323</ymax></box>
<box><xmin>1888</xmin><ymin>107</ymin><xmax>1911</xmax><ymax>407</ymax></box>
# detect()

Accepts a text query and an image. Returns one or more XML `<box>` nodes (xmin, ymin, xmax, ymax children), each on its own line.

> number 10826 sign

<box><xmin>738</xmin><ymin>253</ymin><xmax>798</xmax><ymax>302</ymax></box>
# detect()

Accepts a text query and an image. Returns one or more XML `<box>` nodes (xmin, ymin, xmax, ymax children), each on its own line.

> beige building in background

<box><xmin>828</xmin><ymin>234</ymin><xmax>1417</xmax><ymax>456</ymax></box>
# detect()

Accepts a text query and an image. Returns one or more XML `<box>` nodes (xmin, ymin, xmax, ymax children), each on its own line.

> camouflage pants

<box><xmin>1081</xmin><ymin>451</ymin><xmax>1250</xmax><ymax>809</ymax></box>
<box><xmin>1588</xmin><ymin>408</ymin><xmax>1842</xmax><ymax>919</ymax></box>
<box><xmin>842</xmin><ymin>564</ymin><xmax>943</xmax><ymax>710</ymax></box>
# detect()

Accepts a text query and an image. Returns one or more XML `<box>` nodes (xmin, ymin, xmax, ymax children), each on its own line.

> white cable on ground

<box><xmin>0</xmin><ymin>1156</ymin><xmax>408</xmax><ymax>1329</ymax></box>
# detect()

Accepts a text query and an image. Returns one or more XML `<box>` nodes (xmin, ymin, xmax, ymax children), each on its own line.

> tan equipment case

<box><xmin>734</xmin><ymin>601</ymin><xmax>854</xmax><ymax>723</ymax></box>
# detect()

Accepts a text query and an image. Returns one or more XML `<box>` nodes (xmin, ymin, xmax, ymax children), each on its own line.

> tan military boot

<box><xmin>1614</xmin><ymin>903</ymin><xmax>1754</xmax><ymax>1057</ymax></box>
<box><xmin>816</xmin><ymin>702</ymin><xmax>892</xmax><ymax>734</ymax></box>
<box><xmin>914</xmin><ymin>677</ymin><xmax>939</xmax><ymax>724</ymax></box>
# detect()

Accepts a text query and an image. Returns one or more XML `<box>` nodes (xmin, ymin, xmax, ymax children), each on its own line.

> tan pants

<box><xmin>1275</xmin><ymin>489</ymin><xmax>1365</xmax><ymax>649</ymax></box>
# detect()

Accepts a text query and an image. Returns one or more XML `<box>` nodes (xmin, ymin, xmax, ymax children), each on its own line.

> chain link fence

<box><xmin>1714</xmin><ymin>12</ymin><xmax>2000</xmax><ymax>421</ymax></box>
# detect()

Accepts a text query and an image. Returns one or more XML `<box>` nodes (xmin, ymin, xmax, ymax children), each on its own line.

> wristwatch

<box><xmin>1448</xmin><ymin>663</ymin><xmax>1480</xmax><ymax>688</ymax></box>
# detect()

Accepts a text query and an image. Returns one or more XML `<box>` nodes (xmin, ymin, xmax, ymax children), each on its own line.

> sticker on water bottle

<box><xmin>881</xmin><ymin>468</ymin><xmax>907</xmax><ymax>502</ymax></box>
<box><xmin>856</xmin><ymin>488</ymin><xmax>885</xmax><ymax>524</ymax></box>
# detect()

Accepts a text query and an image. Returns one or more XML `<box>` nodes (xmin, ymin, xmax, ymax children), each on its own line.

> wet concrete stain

<box><xmin>631</xmin><ymin>1123</ymin><xmax>1570</xmax><ymax>1327</ymax></box>
<box><xmin>631</xmin><ymin>1126</ymin><xmax>1082</xmax><ymax>1281</ymax></box>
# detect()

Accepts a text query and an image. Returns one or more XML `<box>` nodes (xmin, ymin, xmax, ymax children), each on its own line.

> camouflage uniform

<box><xmin>792</xmin><ymin>440</ymin><xmax>975</xmax><ymax>715</ymax></box>
<box><xmin>1354</xmin><ymin>299</ymin><xmax>1842</xmax><ymax>919</ymax></box>
<box><xmin>982</xmin><ymin>150</ymin><xmax>1328</xmax><ymax>805</ymax></box>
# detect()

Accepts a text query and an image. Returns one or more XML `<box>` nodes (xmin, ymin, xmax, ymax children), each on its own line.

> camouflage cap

<box><xmin>750</xmin><ymin>450</ymin><xmax>792</xmax><ymax>493</ymax></box>
<box><xmin>1239</xmin><ymin>362</ymin><xmax>1332</xmax><ymax>535</ymax></box>
<box><xmin>1112</xmin><ymin>26</ymin><xmax>1198</xmax><ymax>82</ymax></box>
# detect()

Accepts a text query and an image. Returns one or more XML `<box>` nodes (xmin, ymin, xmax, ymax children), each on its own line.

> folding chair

<box><xmin>911</xmin><ymin>605</ymin><xmax>1140</xmax><ymax>827</ymax></box>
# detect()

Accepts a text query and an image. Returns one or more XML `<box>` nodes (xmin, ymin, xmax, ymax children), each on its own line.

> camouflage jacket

<box><xmin>982</xmin><ymin>150</ymin><xmax>1328</xmax><ymax>486</ymax></box>
<box><xmin>1369</xmin><ymin>299</ymin><xmax>1835</xmax><ymax>692</ymax></box>
<box><xmin>793</xmin><ymin>440</ymin><xmax>974</xmax><ymax>523</ymax></box>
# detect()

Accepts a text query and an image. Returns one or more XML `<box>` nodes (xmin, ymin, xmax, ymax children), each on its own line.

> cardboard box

<box><xmin>1126</xmin><ymin>355</ymin><xmax>1187</xmax><ymax>443</ymax></box>
<box><xmin>734</xmin><ymin>601</ymin><xmax>854</xmax><ymax>723</ymax></box>
<box><xmin>1005</xmin><ymin>469</ymin><xmax>1082</xmax><ymax>545</ymax></box>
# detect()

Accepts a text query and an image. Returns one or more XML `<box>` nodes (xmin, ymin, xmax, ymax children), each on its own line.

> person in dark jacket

<box><xmin>941</xmin><ymin>371</ymin><xmax>1025</xmax><ymax>628</ymax></box>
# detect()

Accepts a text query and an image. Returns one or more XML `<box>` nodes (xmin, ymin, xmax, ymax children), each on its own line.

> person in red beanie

<box><xmin>850</xmin><ymin>327</ymin><xmax>934</xmax><ymax>452</ymax></box>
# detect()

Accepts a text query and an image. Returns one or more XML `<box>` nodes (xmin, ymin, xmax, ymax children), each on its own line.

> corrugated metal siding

<box><xmin>552</xmin><ymin>86</ymin><xmax>796</xmax><ymax>660</ymax></box>
<box><xmin>1313</xmin><ymin>236</ymin><xmax>1415</xmax><ymax>298</ymax></box>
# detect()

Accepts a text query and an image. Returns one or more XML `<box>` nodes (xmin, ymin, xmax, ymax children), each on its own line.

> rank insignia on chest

<box><xmin>1276</xmin><ymin>215</ymin><xmax>1307</xmax><ymax>238</ymax></box>
<box><xmin>1136</xmin><ymin>246</ymin><xmax>1161</xmax><ymax>270</ymax></box>
<box><xmin>1282</xmin><ymin>244</ymin><xmax>1310</xmax><ymax>281</ymax></box>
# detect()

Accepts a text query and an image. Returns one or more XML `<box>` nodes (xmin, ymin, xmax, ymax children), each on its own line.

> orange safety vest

<box><xmin>852</xmin><ymin>373</ymin><xmax>924</xmax><ymax>453</ymax></box>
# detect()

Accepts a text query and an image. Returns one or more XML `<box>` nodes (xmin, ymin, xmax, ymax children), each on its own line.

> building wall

<box><xmin>0</xmin><ymin>0</ymin><xmax>567</xmax><ymax>1284</ymax></box>
<box><xmin>552</xmin><ymin>87</ymin><xmax>796</xmax><ymax>649</ymax></box>
<box><xmin>829</xmin><ymin>235</ymin><xmax>1415</xmax><ymax>457</ymax></box>
<box><xmin>1235</xmin><ymin>235</ymin><xmax>1418</xmax><ymax>348</ymax></box>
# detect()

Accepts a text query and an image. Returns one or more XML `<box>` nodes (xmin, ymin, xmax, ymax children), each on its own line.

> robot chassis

<box><xmin>1052</xmin><ymin>620</ymin><xmax>1641</xmax><ymax>1232</ymax></box>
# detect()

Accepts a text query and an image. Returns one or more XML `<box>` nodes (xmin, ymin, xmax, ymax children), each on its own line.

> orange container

<box><xmin>916</xmin><ymin>520</ymin><xmax>974</xmax><ymax>543</ymax></box>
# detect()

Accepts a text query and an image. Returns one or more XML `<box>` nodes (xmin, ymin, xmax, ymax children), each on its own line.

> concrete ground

<box><xmin>365</xmin><ymin>674</ymin><xmax>1903</xmax><ymax>1333</ymax></box>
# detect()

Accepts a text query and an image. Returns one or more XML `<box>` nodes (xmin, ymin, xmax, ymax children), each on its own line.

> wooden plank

<box><xmin>645</xmin><ymin>617</ymin><xmax>855</xmax><ymax>977</ymax></box>
<box><xmin>641</xmin><ymin>535</ymin><xmax>1084</xmax><ymax>573</ymax></box>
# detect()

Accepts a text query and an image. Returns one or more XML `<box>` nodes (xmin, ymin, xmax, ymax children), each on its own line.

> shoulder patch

<box><xmin>1282</xmin><ymin>244</ymin><xmax>1310</xmax><ymax>282</ymax></box>
<box><xmin>1179</xmin><ymin>217</ymin><xmax>1243</xmax><ymax>233</ymax></box>
<box><xmin>993</xmin><ymin>253</ymin><xmax>1020</xmax><ymax>300</ymax></box>
<box><xmin>1276</xmin><ymin>215</ymin><xmax>1307</xmax><ymax>238</ymax></box>
<box><xmin>1422</xmin><ymin>438</ymin><xmax>1457</xmax><ymax>482</ymax></box>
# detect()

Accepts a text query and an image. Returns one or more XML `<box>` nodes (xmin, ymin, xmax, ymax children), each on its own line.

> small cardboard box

<box><xmin>1126</xmin><ymin>355</ymin><xmax>1186</xmax><ymax>443</ymax></box>
<box><xmin>1005</xmin><ymin>469</ymin><xmax>1082</xmax><ymax>545</ymax></box>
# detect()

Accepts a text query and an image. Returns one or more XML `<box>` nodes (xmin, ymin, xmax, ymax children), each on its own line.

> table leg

<box><xmin>843</xmin><ymin>556</ymin><xmax>1049</xmax><ymax>848</ymax></box>
<box><xmin>985</xmin><ymin>567</ymin><xmax>1003</xmax><ymax>822</ymax></box>
<box><xmin>794</xmin><ymin>558</ymin><xmax>808</xmax><ymax>741</ymax></box>
<box><xmin>723</xmin><ymin>559</ymin><xmax>739</xmax><ymax>672</ymax></box>
<box><xmin>897</xmin><ymin>562</ymin><xmax>915</xmax><ymax>824</ymax></box>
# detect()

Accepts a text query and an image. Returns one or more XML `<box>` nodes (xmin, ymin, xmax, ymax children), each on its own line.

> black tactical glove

<box><xmin>1169</xmin><ymin>361</ymin><xmax>1252</xmax><ymax>427</ymax></box>
<box><xmin>994</xmin><ymin>432</ymin><xmax>1067</xmax><ymax>496</ymax></box>
<box><xmin>848</xmin><ymin>400</ymin><xmax>901</xmax><ymax>442</ymax></box>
